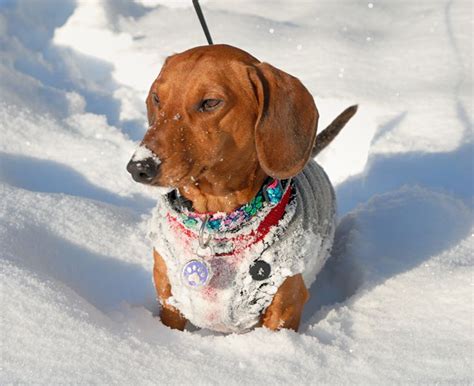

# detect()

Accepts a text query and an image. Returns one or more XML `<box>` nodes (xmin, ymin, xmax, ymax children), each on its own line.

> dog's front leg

<box><xmin>260</xmin><ymin>274</ymin><xmax>309</xmax><ymax>331</ymax></box>
<box><xmin>153</xmin><ymin>249</ymin><xmax>187</xmax><ymax>330</ymax></box>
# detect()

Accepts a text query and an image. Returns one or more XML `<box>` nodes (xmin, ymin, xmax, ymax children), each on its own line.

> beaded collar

<box><xmin>165</xmin><ymin>179</ymin><xmax>288</xmax><ymax>233</ymax></box>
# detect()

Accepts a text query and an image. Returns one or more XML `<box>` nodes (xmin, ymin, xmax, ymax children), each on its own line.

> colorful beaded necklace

<box><xmin>166</xmin><ymin>179</ymin><xmax>287</xmax><ymax>233</ymax></box>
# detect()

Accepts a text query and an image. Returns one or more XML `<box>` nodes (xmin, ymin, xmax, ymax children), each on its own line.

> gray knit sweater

<box><xmin>149</xmin><ymin>160</ymin><xmax>336</xmax><ymax>333</ymax></box>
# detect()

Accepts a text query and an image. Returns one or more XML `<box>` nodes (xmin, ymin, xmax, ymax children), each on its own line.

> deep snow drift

<box><xmin>1</xmin><ymin>0</ymin><xmax>472</xmax><ymax>384</ymax></box>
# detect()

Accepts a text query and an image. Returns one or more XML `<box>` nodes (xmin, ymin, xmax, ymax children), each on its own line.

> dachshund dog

<box><xmin>127</xmin><ymin>44</ymin><xmax>356</xmax><ymax>333</ymax></box>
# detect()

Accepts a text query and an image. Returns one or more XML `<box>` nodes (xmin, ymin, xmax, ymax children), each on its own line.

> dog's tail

<box><xmin>312</xmin><ymin>105</ymin><xmax>358</xmax><ymax>157</ymax></box>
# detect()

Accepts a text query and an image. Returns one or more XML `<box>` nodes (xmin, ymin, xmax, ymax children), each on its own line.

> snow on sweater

<box><xmin>149</xmin><ymin>160</ymin><xmax>336</xmax><ymax>333</ymax></box>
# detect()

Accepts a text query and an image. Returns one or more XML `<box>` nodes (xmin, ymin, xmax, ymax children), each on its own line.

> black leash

<box><xmin>192</xmin><ymin>0</ymin><xmax>213</xmax><ymax>45</ymax></box>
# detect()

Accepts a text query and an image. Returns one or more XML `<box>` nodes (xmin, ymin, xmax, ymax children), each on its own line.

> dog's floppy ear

<box><xmin>248</xmin><ymin>63</ymin><xmax>318</xmax><ymax>179</ymax></box>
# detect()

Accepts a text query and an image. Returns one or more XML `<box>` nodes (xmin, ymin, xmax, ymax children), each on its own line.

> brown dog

<box><xmin>127</xmin><ymin>44</ymin><xmax>356</xmax><ymax>332</ymax></box>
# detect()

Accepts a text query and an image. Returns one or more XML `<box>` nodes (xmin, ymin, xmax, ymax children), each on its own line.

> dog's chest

<box><xmin>148</xmin><ymin>161</ymin><xmax>336</xmax><ymax>333</ymax></box>
<box><xmin>152</xmin><ymin>200</ymin><xmax>303</xmax><ymax>333</ymax></box>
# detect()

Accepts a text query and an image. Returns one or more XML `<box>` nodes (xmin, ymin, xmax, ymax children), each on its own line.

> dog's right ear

<box><xmin>248</xmin><ymin>63</ymin><xmax>318</xmax><ymax>179</ymax></box>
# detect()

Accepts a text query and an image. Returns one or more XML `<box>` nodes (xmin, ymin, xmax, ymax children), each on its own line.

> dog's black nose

<box><xmin>126</xmin><ymin>157</ymin><xmax>159</xmax><ymax>184</ymax></box>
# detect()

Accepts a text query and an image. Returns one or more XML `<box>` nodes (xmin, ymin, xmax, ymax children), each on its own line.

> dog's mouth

<box><xmin>152</xmin><ymin>164</ymin><xmax>208</xmax><ymax>189</ymax></box>
<box><xmin>165</xmin><ymin>189</ymin><xmax>194</xmax><ymax>212</ymax></box>
<box><xmin>128</xmin><ymin>145</ymin><xmax>210</xmax><ymax>198</ymax></box>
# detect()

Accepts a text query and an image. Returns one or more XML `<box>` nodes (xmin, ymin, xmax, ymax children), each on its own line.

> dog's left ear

<box><xmin>248</xmin><ymin>62</ymin><xmax>318</xmax><ymax>179</ymax></box>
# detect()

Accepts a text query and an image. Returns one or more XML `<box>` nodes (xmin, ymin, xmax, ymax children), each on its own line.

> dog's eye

<box><xmin>151</xmin><ymin>93</ymin><xmax>160</xmax><ymax>106</ymax></box>
<box><xmin>199</xmin><ymin>99</ymin><xmax>222</xmax><ymax>112</ymax></box>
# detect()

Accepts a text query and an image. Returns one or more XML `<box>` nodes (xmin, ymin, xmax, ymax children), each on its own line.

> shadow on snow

<box><xmin>302</xmin><ymin>107</ymin><xmax>473</xmax><ymax>328</ymax></box>
<box><xmin>2</xmin><ymin>221</ymin><xmax>156</xmax><ymax>312</ymax></box>
<box><xmin>1</xmin><ymin>0</ymin><xmax>148</xmax><ymax>140</ymax></box>
<box><xmin>0</xmin><ymin>152</ymin><xmax>155</xmax><ymax>212</ymax></box>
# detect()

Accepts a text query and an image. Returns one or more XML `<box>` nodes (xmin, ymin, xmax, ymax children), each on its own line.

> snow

<box><xmin>131</xmin><ymin>145</ymin><xmax>161</xmax><ymax>164</ymax></box>
<box><xmin>149</xmin><ymin>162</ymin><xmax>335</xmax><ymax>333</ymax></box>
<box><xmin>1</xmin><ymin>0</ymin><xmax>472</xmax><ymax>384</ymax></box>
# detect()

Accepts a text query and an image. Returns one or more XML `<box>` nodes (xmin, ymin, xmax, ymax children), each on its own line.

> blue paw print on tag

<box><xmin>182</xmin><ymin>260</ymin><xmax>211</xmax><ymax>288</ymax></box>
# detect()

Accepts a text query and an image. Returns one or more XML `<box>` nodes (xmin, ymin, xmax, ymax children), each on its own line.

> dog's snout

<box><xmin>126</xmin><ymin>157</ymin><xmax>159</xmax><ymax>184</ymax></box>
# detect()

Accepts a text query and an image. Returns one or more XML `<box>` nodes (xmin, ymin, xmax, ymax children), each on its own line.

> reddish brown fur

<box><xmin>142</xmin><ymin>44</ymin><xmax>317</xmax><ymax>213</ymax></box>
<box><xmin>139</xmin><ymin>44</ymin><xmax>355</xmax><ymax>332</ymax></box>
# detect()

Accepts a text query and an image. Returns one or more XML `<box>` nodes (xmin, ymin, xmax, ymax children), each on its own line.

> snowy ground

<box><xmin>1</xmin><ymin>0</ymin><xmax>473</xmax><ymax>384</ymax></box>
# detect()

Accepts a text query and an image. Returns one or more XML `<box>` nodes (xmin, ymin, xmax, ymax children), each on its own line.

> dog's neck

<box><xmin>178</xmin><ymin>168</ymin><xmax>268</xmax><ymax>213</ymax></box>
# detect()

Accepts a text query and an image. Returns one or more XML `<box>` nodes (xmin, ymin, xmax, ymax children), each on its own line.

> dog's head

<box><xmin>127</xmin><ymin>44</ymin><xmax>318</xmax><ymax>196</ymax></box>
